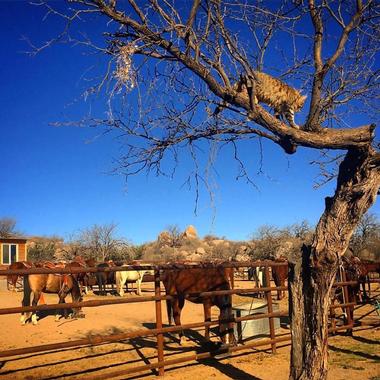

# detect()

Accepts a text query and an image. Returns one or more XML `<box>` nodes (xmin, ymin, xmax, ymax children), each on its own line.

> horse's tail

<box><xmin>20</xmin><ymin>275</ymin><xmax>32</xmax><ymax>323</ymax></box>
<box><xmin>22</xmin><ymin>275</ymin><xmax>31</xmax><ymax>306</ymax></box>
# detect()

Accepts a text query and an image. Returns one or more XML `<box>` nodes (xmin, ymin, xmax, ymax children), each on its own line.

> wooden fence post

<box><xmin>154</xmin><ymin>269</ymin><xmax>165</xmax><ymax>376</ymax></box>
<box><xmin>264</xmin><ymin>266</ymin><xmax>277</xmax><ymax>354</ymax></box>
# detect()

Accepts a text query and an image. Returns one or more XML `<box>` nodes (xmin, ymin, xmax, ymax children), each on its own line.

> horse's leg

<box><xmin>367</xmin><ymin>275</ymin><xmax>371</xmax><ymax>299</ymax></box>
<box><xmin>31</xmin><ymin>291</ymin><xmax>40</xmax><ymax>325</ymax></box>
<box><xmin>259</xmin><ymin>269</ymin><xmax>264</xmax><ymax>299</ymax></box>
<box><xmin>218</xmin><ymin>294</ymin><xmax>234</xmax><ymax>346</ymax></box>
<box><xmin>100</xmin><ymin>276</ymin><xmax>105</xmax><ymax>296</ymax></box>
<box><xmin>55</xmin><ymin>297</ymin><xmax>63</xmax><ymax>321</ymax></box>
<box><xmin>119</xmin><ymin>276</ymin><xmax>126</xmax><ymax>297</ymax></box>
<box><xmin>203</xmin><ymin>301</ymin><xmax>211</xmax><ymax>341</ymax></box>
<box><xmin>361</xmin><ymin>277</ymin><xmax>368</xmax><ymax>301</ymax></box>
<box><xmin>136</xmin><ymin>278</ymin><xmax>142</xmax><ymax>295</ymax></box>
<box><xmin>103</xmin><ymin>280</ymin><xmax>107</xmax><ymax>296</ymax></box>
<box><xmin>116</xmin><ymin>273</ymin><xmax>122</xmax><ymax>296</ymax></box>
<box><xmin>83</xmin><ymin>274</ymin><xmax>88</xmax><ymax>294</ymax></box>
<box><xmin>110</xmin><ymin>273</ymin><xmax>115</xmax><ymax>292</ymax></box>
<box><xmin>130</xmin><ymin>280</ymin><xmax>134</xmax><ymax>294</ymax></box>
<box><xmin>173</xmin><ymin>297</ymin><xmax>186</xmax><ymax>345</ymax></box>
<box><xmin>279</xmin><ymin>280</ymin><xmax>284</xmax><ymax>300</ymax></box>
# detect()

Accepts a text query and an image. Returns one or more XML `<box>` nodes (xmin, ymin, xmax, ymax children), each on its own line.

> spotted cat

<box><xmin>220</xmin><ymin>71</ymin><xmax>307</xmax><ymax>129</ymax></box>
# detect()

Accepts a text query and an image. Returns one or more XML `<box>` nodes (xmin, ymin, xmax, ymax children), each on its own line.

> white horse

<box><xmin>115</xmin><ymin>265</ymin><xmax>154</xmax><ymax>296</ymax></box>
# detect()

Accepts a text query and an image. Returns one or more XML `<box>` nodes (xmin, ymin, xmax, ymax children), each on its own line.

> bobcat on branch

<box><xmin>218</xmin><ymin>71</ymin><xmax>307</xmax><ymax>129</ymax></box>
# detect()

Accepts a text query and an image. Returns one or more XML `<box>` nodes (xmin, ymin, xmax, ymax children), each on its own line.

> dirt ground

<box><xmin>0</xmin><ymin>278</ymin><xmax>379</xmax><ymax>380</ymax></box>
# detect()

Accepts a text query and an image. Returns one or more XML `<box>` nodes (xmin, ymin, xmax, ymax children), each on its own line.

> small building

<box><xmin>0</xmin><ymin>237</ymin><xmax>28</xmax><ymax>268</ymax></box>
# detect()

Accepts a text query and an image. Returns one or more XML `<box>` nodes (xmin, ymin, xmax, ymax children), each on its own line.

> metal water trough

<box><xmin>233</xmin><ymin>301</ymin><xmax>280</xmax><ymax>341</ymax></box>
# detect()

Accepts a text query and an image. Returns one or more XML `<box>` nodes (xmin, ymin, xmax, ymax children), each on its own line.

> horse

<box><xmin>115</xmin><ymin>265</ymin><xmax>154</xmax><ymax>296</ymax></box>
<box><xmin>330</xmin><ymin>256</ymin><xmax>362</xmax><ymax>335</ymax></box>
<box><xmin>65</xmin><ymin>261</ymin><xmax>90</xmax><ymax>295</ymax></box>
<box><xmin>20</xmin><ymin>272</ymin><xmax>84</xmax><ymax>325</ymax></box>
<box><xmin>271</xmin><ymin>258</ymin><xmax>288</xmax><ymax>300</ymax></box>
<box><xmin>95</xmin><ymin>261</ymin><xmax>116</xmax><ymax>296</ymax></box>
<box><xmin>162</xmin><ymin>267</ymin><xmax>235</xmax><ymax>347</ymax></box>
<box><xmin>356</xmin><ymin>261</ymin><xmax>380</xmax><ymax>301</ymax></box>
<box><xmin>7</xmin><ymin>261</ymin><xmax>34</xmax><ymax>291</ymax></box>
<box><xmin>247</xmin><ymin>265</ymin><xmax>265</xmax><ymax>298</ymax></box>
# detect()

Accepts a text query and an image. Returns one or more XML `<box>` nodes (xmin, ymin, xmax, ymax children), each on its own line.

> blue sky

<box><xmin>1</xmin><ymin>2</ymin><xmax>378</xmax><ymax>245</ymax></box>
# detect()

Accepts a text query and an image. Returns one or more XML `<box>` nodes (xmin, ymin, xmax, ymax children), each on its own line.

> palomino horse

<box><xmin>115</xmin><ymin>265</ymin><xmax>154</xmax><ymax>296</ymax></box>
<box><xmin>162</xmin><ymin>267</ymin><xmax>235</xmax><ymax>347</ymax></box>
<box><xmin>20</xmin><ymin>272</ymin><xmax>84</xmax><ymax>325</ymax></box>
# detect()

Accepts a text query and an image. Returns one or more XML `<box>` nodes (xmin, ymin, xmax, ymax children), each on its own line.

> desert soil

<box><xmin>0</xmin><ymin>278</ymin><xmax>379</xmax><ymax>380</ymax></box>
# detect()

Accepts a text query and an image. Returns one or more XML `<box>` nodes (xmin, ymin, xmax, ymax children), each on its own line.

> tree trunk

<box><xmin>288</xmin><ymin>147</ymin><xmax>380</xmax><ymax>380</ymax></box>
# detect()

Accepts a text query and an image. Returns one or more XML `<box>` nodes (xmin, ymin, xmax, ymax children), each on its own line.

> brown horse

<box><xmin>20</xmin><ymin>272</ymin><xmax>84</xmax><ymax>325</ymax></box>
<box><xmin>271</xmin><ymin>258</ymin><xmax>288</xmax><ymax>300</ymax></box>
<box><xmin>65</xmin><ymin>261</ymin><xmax>91</xmax><ymax>295</ymax></box>
<box><xmin>330</xmin><ymin>256</ymin><xmax>363</xmax><ymax>335</ymax></box>
<box><xmin>95</xmin><ymin>261</ymin><xmax>116</xmax><ymax>295</ymax></box>
<box><xmin>162</xmin><ymin>267</ymin><xmax>235</xmax><ymax>347</ymax></box>
<box><xmin>357</xmin><ymin>261</ymin><xmax>380</xmax><ymax>301</ymax></box>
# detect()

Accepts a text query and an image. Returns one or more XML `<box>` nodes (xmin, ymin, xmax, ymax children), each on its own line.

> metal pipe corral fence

<box><xmin>0</xmin><ymin>260</ymin><xmax>379</xmax><ymax>378</ymax></box>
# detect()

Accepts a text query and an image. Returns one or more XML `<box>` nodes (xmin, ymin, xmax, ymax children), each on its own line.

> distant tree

<box><xmin>290</xmin><ymin>220</ymin><xmax>314</xmax><ymax>241</ymax></box>
<box><xmin>165</xmin><ymin>224</ymin><xmax>183</xmax><ymax>248</ymax></box>
<box><xmin>60</xmin><ymin>238</ymin><xmax>88</xmax><ymax>261</ymax></box>
<box><xmin>350</xmin><ymin>213</ymin><xmax>380</xmax><ymax>256</ymax></box>
<box><xmin>131</xmin><ymin>244</ymin><xmax>145</xmax><ymax>260</ymax></box>
<box><xmin>0</xmin><ymin>217</ymin><xmax>19</xmax><ymax>238</ymax></box>
<box><xmin>75</xmin><ymin>223</ymin><xmax>129</xmax><ymax>262</ymax></box>
<box><xmin>27</xmin><ymin>239</ymin><xmax>60</xmax><ymax>262</ymax></box>
<box><xmin>251</xmin><ymin>225</ymin><xmax>293</xmax><ymax>259</ymax></box>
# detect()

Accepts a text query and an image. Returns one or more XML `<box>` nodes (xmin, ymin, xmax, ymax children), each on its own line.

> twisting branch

<box><xmin>305</xmin><ymin>0</ymin><xmax>373</xmax><ymax>130</ymax></box>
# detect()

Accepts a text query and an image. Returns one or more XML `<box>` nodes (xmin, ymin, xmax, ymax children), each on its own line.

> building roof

<box><xmin>0</xmin><ymin>236</ymin><xmax>28</xmax><ymax>242</ymax></box>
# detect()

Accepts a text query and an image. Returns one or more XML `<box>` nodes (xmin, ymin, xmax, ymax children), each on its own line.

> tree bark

<box><xmin>288</xmin><ymin>147</ymin><xmax>380</xmax><ymax>380</ymax></box>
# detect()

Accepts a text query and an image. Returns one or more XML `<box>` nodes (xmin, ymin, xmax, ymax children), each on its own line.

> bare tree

<box><xmin>76</xmin><ymin>223</ymin><xmax>127</xmax><ymax>261</ymax></box>
<box><xmin>0</xmin><ymin>217</ymin><xmax>19</xmax><ymax>238</ymax></box>
<box><xmin>290</xmin><ymin>220</ymin><xmax>313</xmax><ymax>241</ymax></box>
<box><xmin>31</xmin><ymin>1</ymin><xmax>380</xmax><ymax>379</ymax></box>
<box><xmin>251</xmin><ymin>223</ymin><xmax>310</xmax><ymax>259</ymax></box>
<box><xmin>350</xmin><ymin>212</ymin><xmax>380</xmax><ymax>255</ymax></box>
<box><xmin>165</xmin><ymin>224</ymin><xmax>183</xmax><ymax>248</ymax></box>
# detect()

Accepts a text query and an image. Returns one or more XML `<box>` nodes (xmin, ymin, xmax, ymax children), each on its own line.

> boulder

<box><xmin>235</xmin><ymin>253</ymin><xmax>250</xmax><ymax>262</ymax></box>
<box><xmin>183</xmin><ymin>225</ymin><xmax>198</xmax><ymax>239</ymax></box>
<box><xmin>210</xmin><ymin>239</ymin><xmax>225</xmax><ymax>246</ymax></box>
<box><xmin>158</xmin><ymin>231</ymin><xmax>171</xmax><ymax>245</ymax></box>
<box><xmin>196</xmin><ymin>247</ymin><xmax>206</xmax><ymax>255</ymax></box>
<box><xmin>188</xmin><ymin>253</ymin><xmax>202</xmax><ymax>261</ymax></box>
